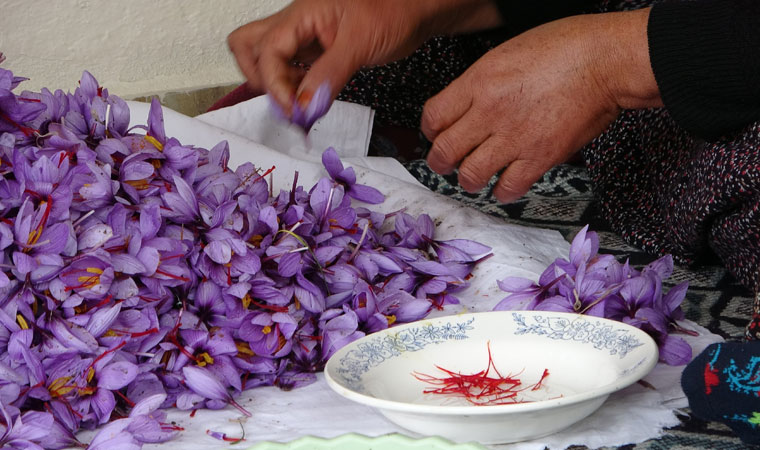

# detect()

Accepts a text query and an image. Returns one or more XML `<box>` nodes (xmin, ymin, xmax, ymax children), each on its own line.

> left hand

<box><xmin>422</xmin><ymin>8</ymin><xmax>662</xmax><ymax>203</ymax></box>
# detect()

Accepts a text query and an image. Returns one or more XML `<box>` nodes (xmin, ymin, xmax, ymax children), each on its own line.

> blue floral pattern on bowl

<box><xmin>335</xmin><ymin>313</ymin><xmax>644</xmax><ymax>390</ymax></box>
<box><xmin>512</xmin><ymin>313</ymin><xmax>643</xmax><ymax>358</ymax></box>
<box><xmin>336</xmin><ymin>318</ymin><xmax>476</xmax><ymax>388</ymax></box>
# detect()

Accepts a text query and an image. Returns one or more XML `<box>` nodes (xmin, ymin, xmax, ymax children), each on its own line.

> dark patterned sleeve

<box><xmin>490</xmin><ymin>0</ymin><xmax>599</xmax><ymax>34</ymax></box>
<box><xmin>648</xmin><ymin>0</ymin><xmax>760</xmax><ymax>139</ymax></box>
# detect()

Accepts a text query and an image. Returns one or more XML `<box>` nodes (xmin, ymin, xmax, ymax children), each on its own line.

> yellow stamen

<box><xmin>248</xmin><ymin>235</ymin><xmax>264</xmax><ymax>248</ymax></box>
<box><xmin>125</xmin><ymin>179</ymin><xmax>151</xmax><ymax>190</ymax></box>
<box><xmin>103</xmin><ymin>329</ymin><xmax>119</xmax><ymax>337</ymax></box>
<box><xmin>294</xmin><ymin>296</ymin><xmax>301</xmax><ymax>310</ymax></box>
<box><xmin>261</xmin><ymin>325</ymin><xmax>272</xmax><ymax>334</ymax></box>
<box><xmin>144</xmin><ymin>135</ymin><xmax>163</xmax><ymax>151</ymax></box>
<box><xmin>235</xmin><ymin>341</ymin><xmax>255</xmax><ymax>357</ymax></box>
<box><xmin>86</xmin><ymin>367</ymin><xmax>96</xmax><ymax>383</ymax></box>
<box><xmin>16</xmin><ymin>314</ymin><xmax>29</xmax><ymax>330</ymax></box>
<box><xmin>78</xmin><ymin>386</ymin><xmax>96</xmax><ymax>396</ymax></box>
<box><xmin>49</xmin><ymin>376</ymin><xmax>74</xmax><ymax>397</ymax></box>
<box><xmin>196</xmin><ymin>352</ymin><xmax>215</xmax><ymax>367</ymax></box>
<box><xmin>385</xmin><ymin>314</ymin><xmax>397</xmax><ymax>326</ymax></box>
<box><xmin>242</xmin><ymin>293</ymin><xmax>252</xmax><ymax>309</ymax></box>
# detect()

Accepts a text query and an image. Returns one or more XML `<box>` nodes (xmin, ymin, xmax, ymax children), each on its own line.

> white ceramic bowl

<box><xmin>325</xmin><ymin>311</ymin><xmax>658</xmax><ymax>444</ymax></box>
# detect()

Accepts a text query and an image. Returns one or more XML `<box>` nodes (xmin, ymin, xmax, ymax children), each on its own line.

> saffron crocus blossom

<box><xmin>0</xmin><ymin>402</ymin><xmax>56</xmax><ymax>450</ymax></box>
<box><xmin>0</xmin><ymin>67</ymin><xmax>492</xmax><ymax>449</ymax></box>
<box><xmin>268</xmin><ymin>81</ymin><xmax>331</xmax><ymax>131</ymax></box>
<box><xmin>495</xmin><ymin>225</ymin><xmax>693</xmax><ymax>365</ymax></box>
<box><xmin>181</xmin><ymin>366</ymin><xmax>250</xmax><ymax>416</ymax></box>
<box><xmin>322</xmin><ymin>147</ymin><xmax>384</xmax><ymax>204</ymax></box>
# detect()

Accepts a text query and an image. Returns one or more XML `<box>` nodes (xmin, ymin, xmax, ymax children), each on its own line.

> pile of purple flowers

<box><xmin>0</xmin><ymin>61</ymin><xmax>491</xmax><ymax>449</ymax></box>
<box><xmin>494</xmin><ymin>225</ymin><xmax>694</xmax><ymax>366</ymax></box>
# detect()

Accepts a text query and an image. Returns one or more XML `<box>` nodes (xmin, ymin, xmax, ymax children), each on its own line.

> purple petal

<box><xmin>111</xmin><ymin>253</ymin><xmax>147</xmax><ymax>275</ymax></box>
<box><xmin>98</xmin><ymin>361</ymin><xmax>139</xmax><ymax>390</ymax></box>
<box><xmin>408</xmin><ymin>260</ymin><xmax>453</xmax><ymax>277</ymax></box>
<box><xmin>321</xmin><ymin>147</ymin><xmax>343</xmax><ymax>179</ymax></box>
<box><xmin>204</xmin><ymin>240</ymin><xmax>232</xmax><ymax>265</ymax></box>
<box><xmin>497</xmin><ymin>277</ymin><xmax>538</xmax><ymax>293</ymax></box>
<box><xmin>147</xmin><ymin>97</ymin><xmax>166</xmax><ymax>144</ymax></box>
<box><xmin>91</xmin><ymin>388</ymin><xmax>116</xmax><ymax>424</ymax></box>
<box><xmin>658</xmin><ymin>334</ymin><xmax>692</xmax><ymax>365</ymax></box>
<box><xmin>86</xmin><ymin>303</ymin><xmax>122</xmax><ymax>337</ymax></box>
<box><xmin>181</xmin><ymin>366</ymin><xmax>229</xmax><ymax>401</ymax></box>
<box><xmin>348</xmin><ymin>183</ymin><xmax>384</xmax><ymax>204</ymax></box>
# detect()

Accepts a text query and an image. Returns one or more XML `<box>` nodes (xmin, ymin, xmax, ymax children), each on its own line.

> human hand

<box><xmin>228</xmin><ymin>0</ymin><xmax>502</xmax><ymax>117</ymax></box>
<box><xmin>422</xmin><ymin>8</ymin><xmax>662</xmax><ymax>203</ymax></box>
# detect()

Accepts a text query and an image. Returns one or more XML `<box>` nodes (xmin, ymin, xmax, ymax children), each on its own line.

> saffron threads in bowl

<box><xmin>412</xmin><ymin>343</ymin><xmax>551</xmax><ymax>406</ymax></box>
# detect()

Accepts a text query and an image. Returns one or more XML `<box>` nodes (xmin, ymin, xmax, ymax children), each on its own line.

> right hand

<box><xmin>227</xmin><ymin>0</ymin><xmax>503</xmax><ymax>116</ymax></box>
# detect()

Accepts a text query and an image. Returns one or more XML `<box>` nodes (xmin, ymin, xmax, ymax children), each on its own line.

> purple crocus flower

<box><xmin>268</xmin><ymin>81</ymin><xmax>331</xmax><ymax>131</ymax></box>
<box><xmin>495</xmin><ymin>224</ymin><xmax>694</xmax><ymax>365</ymax></box>
<box><xmin>59</xmin><ymin>254</ymin><xmax>114</xmax><ymax>299</ymax></box>
<box><xmin>321</xmin><ymin>147</ymin><xmax>384</xmax><ymax>204</ymax></box>
<box><xmin>173</xmin><ymin>328</ymin><xmax>241</xmax><ymax>391</ymax></box>
<box><xmin>125</xmin><ymin>393</ymin><xmax>179</xmax><ymax>443</ymax></box>
<box><xmin>0</xmin><ymin>68</ymin><xmax>46</xmax><ymax>140</ymax></box>
<box><xmin>86</xmin><ymin>417</ymin><xmax>140</xmax><ymax>450</ymax></box>
<box><xmin>0</xmin><ymin>402</ymin><xmax>56</xmax><ymax>450</ymax></box>
<box><xmin>0</xmin><ymin>66</ymin><xmax>496</xmax><ymax>447</ymax></box>
<box><xmin>319</xmin><ymin>306</ymin><xmax>364</xmax><ymax>361</ymax></box>
<box><xmin>239</xmin><ymin>311</ymin><xmax>297</xmax><ymax>358</ymax></box>
<box><xmin>181</xmin><ymin>366</ymin><xmax>250</xmax><ymax>416</ymax></box>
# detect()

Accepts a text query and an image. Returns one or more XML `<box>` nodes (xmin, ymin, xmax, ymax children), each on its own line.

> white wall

<box><xmin>0</xmin><ymin>0</ymin><xmax>289</xmax><ymax>98</ymax></box>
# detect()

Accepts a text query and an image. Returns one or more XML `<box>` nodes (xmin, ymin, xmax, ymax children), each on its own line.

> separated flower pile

<box><xmin>494</xmin><ymin>225</ymin><xmax>695</xmax><ymax>366</ymax></box>
<box><xmin>0</xmin><ymin>61</ymin><xmax>491</xmax><ymax>449</ymax></box>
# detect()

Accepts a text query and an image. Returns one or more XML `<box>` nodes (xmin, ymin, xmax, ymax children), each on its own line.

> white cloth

<box><xmin>75</xmin><ymin>101</ymin><xmax>724</xmax><ymax>449</ymax></box>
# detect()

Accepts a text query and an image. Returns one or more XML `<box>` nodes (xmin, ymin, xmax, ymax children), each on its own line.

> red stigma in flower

<box><xmin>253</xmin><ymin>165</ymin><xmax>276</xmax><ymax>184</ymax></box>
<box><xmin>155</xmin><ymin>268</ymin><xmax>190</xmax><ymax>282</ymax></box>
<box><xmin>27</xmin><ymin>195</ymin><xmax>53</xmax><ymax>247</ymax></box>
<box><xmin>0</xmin><ymin>111</ymin><xmax>38</xmax><ymax>137</ymax></box>
<box><xmin>114</xmin><ymin>389</ymin><xmax>135</xmax><ymax>407</ymax></box>
<box><xmin>88</xmin><ymin>341</ymin><xmax>127</xmax><ymax>375</ymax></box>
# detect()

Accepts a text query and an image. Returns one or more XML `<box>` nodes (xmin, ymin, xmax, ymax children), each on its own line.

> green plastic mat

<box><xmin>246</xmin><ymin>433</ymin><xmax>486</xmax><ymax>450</ymax></box>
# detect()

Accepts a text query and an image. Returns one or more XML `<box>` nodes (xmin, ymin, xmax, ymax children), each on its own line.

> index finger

<box><xmin>228</xmin><ymin>22</ymin><xmax>269</xmax><ymax>92</ymax></box>
<box><xmin>257</xmin><ymin>19</ymin><xmax>319</xmax><ymax>111</ymax></box>
<box><xmin>420</xmin><ymin>77</ymin><xmax>472</xmax><ymax>142</ymax></box>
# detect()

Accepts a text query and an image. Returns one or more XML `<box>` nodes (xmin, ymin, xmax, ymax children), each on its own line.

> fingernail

<box><xmin>296</xmin><ymin>89</ymin><xmax>313</xmax><ymax>109</ymax></box>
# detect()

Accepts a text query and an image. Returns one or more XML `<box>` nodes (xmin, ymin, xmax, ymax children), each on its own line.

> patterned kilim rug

<box><xmin>402</xmin><ymin>159</ymin><xmax>756</xmax><ymax>449</ymax></box>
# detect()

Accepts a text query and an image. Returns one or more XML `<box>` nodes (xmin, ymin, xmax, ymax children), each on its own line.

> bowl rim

<box><xmin>324</xmin><ymin>310</ymin><xmax>659</xmax><ymax>416</ymax></box>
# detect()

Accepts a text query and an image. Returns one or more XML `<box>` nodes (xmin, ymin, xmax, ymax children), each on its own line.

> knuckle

<box><xmin>431</xmin><ymin>134</ymin><xmax>459</xmax><ymax>166</ymax></box>
<box><xmin>457</xmin><ymin>162</ymin><xmax>489</xmax><ymax>191</ymax></box>
<box><xmin>422</xmin><ymin>100</ymin><xmax>444</xmax><ymax>135</ymax></box>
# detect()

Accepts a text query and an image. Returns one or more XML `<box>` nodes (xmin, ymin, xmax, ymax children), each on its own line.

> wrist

<box><xmin>593</xmin><ymin>8</ymin><xmax>663</xmax><ymax>110</ymax></box>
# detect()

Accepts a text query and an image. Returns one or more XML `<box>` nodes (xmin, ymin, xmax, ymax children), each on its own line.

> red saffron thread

<box><xmin>412</xmin><ymin>342</ymin><xmax>550</xmax><ymax>406</ymax></box>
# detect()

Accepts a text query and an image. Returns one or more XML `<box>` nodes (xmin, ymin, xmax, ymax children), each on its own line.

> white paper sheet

<box><xmin>73</xmin><ymin>101</ymin><xmax>724</xmax><ymax>450</ymax></box>
<box><xmin>195</xmin><ymin>95</ymin><xmax>424</xmax><ymax>187</ymax></box>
